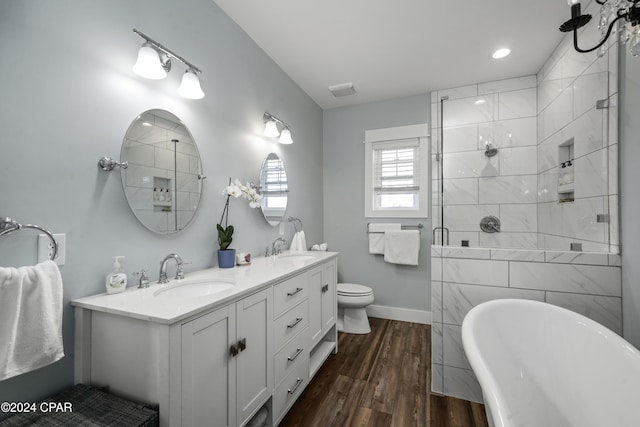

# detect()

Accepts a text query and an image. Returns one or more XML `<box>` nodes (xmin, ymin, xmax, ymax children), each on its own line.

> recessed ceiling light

<box><xmin>475</xmin><ymin>99</ymin><xmax>486</xmax><ymax>105</ymax></box>
<box><xmin>492</xmin><ymin>48</ymin><xmax>511</xmax><ymax>59</ymax></box>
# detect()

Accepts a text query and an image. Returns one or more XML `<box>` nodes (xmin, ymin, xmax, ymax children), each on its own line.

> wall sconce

<box><xmin>560</xmin><ymin>0</ymin><xmax>640</xmax><ymax>57</ymax></box>
<box><xmin>263</xmin><ymin>113</ymin><xmax>294</xmax><ymax>144</ymax></box>
<box><xmin>132</xmin><ymin>29</ymin><xmax>205</xmax><ymax>99</ymax></box>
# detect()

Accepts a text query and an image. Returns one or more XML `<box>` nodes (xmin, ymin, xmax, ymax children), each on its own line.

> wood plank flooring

<box><xmin>279</xmin><ymin>318</ymin><xmax>488</xmax><ymax>427</ymax></box>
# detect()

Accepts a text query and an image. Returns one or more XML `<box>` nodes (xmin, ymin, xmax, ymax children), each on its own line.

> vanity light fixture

<box><xmin>177</xmin><ymin>69</ymin><xmax>205</xmax><ymax>100</ymax></box>
<box><xmin>132</xmin><ymin>42</ymin><xmax>169</xmax><ymax>79</ymax></box>
<box><xmin>278</xmin><ymin>127</ymin><xmax>293</xmax><ymax>145</ymax></box>
<box><xmin>263</xmin><ymin>118</ymin><xmax>280</xmax><ymax>138</ymax></box>
<box><xmin>132</xmin><ymin>29</ymin><xmax>205</xmax><ymax>99</ymax></box>
<box><xmin>560</xmin><ymin>0</ymin><xmax>640</xmax><ymax>57</ymax></box>
<box><xmin>263</xmin><ymin>113</ymin><xmax>294</xmax><ymax>144</ymax></box>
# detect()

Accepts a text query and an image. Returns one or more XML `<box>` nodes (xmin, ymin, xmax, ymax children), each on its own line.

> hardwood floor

<box><xmin>279</xmin><ymin>318</ymin><xmax>488</xmax><ymax>427</ymax></box>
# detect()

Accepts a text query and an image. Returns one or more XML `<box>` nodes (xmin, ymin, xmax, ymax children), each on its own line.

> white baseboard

<box><xmin>366</xmin><ymin>304</ymin><xmax>431</xmax><ymax>325</ymax></box>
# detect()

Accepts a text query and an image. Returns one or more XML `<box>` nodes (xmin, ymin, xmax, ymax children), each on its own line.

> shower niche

<box><xmin>557</xmin><ymin>139</ymin><xmax>575</xmax><ymax>203</ymax></box>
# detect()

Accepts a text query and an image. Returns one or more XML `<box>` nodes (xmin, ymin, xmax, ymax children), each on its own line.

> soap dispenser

<box><xmin>105</xmin><ymin>256</ymin><xmax>127</xmax><ymax>294</ymax></box>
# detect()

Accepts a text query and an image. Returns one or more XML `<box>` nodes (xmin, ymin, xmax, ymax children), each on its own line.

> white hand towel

<box><xmin>383</xmin><ymin>230</ymin><xmax>421</xmax><ymax>266</ymax></box>
<box><xmin>0</xmin><ymin>260</ymin><xmax>64</xmax><ymax>381</ymax></box>
<box><xmin>290</xmin><ymin>230</ymin><xmax>307</xmax><ymax>252</ymax></box>
<box><xmin>368</xmin><ymin>223</ymin><xmax>401</xmax><ymax>254</ymax></box>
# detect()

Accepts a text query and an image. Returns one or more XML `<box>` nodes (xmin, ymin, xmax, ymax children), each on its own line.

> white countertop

<box><xmin>71</xmin><ymin>251</ymin><xmax>338</xmax><ymax>325</ymax></box>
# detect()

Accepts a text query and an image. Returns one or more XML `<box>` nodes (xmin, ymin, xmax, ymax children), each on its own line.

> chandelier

<box><xmin>560</xmin><ymin>0</ymin><xmax>640</xmax><ymax>57</ymax></box>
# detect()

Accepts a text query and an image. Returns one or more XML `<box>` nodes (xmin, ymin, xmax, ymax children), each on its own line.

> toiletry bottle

<box><xmin>106</xmin><ymin>256</ymin><xmax>127</xmax><ymax>294</ymax></box>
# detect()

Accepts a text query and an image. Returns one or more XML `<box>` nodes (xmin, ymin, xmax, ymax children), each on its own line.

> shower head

<box><xmin>484</xmin><ymin>142</ymin><xmax>498</xmax><ymax>158</ymax></box>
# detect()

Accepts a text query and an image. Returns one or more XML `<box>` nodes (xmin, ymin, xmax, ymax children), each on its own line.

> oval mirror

<box><xmin>259</xmin><ymin>153</ymin><xmax>288</xmax><ymax>226</ymax></box>
<box><xmin>121</xmin><ymin>109</ymin><xmax>204</xmax><ymax>234</ymax></box>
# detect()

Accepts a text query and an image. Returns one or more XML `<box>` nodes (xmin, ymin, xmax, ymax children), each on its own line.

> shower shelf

<box><xmin>557</xmin><ymin>139</ymin><xmax>575</xmax><ymax>204</ymax></box>
<box><xmin>558</xmin><ymin>183</ymin><xmax>574</xmax><ymax>193</ymax></box>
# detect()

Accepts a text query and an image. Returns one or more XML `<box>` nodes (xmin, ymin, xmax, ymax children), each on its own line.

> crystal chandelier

<box><xmin>559</xmin><ymin>0</ymin><xmax>640</xmax><ymax>57</ymax></box>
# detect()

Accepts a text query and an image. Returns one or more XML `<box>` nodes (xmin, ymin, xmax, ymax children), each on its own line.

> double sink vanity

<box><xmin>72</xmin><ymin>251</ymin><xmax>338</xmax><ymax>427</ymax></box>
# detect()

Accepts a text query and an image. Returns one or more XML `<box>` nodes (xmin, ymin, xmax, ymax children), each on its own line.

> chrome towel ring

<box><xmin>0</xmin><ymin>217</ymin><xmax>58</xmax><ymax>261</ymax></box>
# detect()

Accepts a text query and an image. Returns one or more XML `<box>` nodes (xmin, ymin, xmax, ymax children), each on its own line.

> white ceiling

<box><xmin>213</xmin><ymin>0</ymin><xmax>569</xmax><ymax>109</ymax></box>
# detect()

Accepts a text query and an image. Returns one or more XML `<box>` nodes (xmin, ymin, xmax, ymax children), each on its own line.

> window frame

<box><xmin>364</xmin><ymin>124</ymin><xmax>430</xmax><ymax>218</ymax></box>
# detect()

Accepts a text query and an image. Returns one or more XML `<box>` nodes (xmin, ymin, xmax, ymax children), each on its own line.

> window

<box><xmin>364</xmin><ymin>124</ymin><xmax>429</xmax><ymax>218</ymax></box>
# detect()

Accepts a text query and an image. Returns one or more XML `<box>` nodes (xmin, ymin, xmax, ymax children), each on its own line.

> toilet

<box><xmin>337</xmin><ymin>283</ymin><xmax>374</xmax><ymax>334</ymax></box>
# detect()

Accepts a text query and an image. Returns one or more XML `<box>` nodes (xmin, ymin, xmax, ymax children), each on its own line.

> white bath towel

<box><xmin>383</xmin><ymin>230</ymin><xmax>421</xmax><ymax>265</ymax></box>
<box><xmin>289</xmin><ymin>230</ymin><xmax>307</xmax><ymax>251</ymax></box>
<box><xmin>368</xmin><ymin>223</ymin><xmax>401</xmax><ymax>254</ymax></box>
<box><xmin>0</xmin><ymin>260</ymin><xmax>64</xmax><ymax>381</ymax></box>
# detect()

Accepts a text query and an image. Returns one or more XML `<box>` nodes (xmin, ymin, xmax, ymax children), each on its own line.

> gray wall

<box><xmin>0</xmin><ymin>0</ymin><xmax>323</xmax><ymax>407</ymax></box>
<box><xmin>620</xmin><ymin>47</ymin><xmax>640</xmax><ymax>348</ymax></box>
<box><xmin>323</xmin><ymin>95</ymin><xmax>431</xmax><ymax>312</ymax></box>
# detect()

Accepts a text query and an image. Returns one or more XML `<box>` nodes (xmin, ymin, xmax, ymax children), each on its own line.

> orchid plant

<box><xmin>218</xmin><ymin>178</ymin><xmax>263</xmax><ymax>250</ymax></box>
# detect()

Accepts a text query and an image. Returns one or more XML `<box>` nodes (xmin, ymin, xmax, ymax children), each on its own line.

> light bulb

<box><xmin>177</xmin><ymin>69</ymin><xmax>205</xmax><ymax>99</ymax></box>
<box><xmin>132</xmin><ymin>43</ymin><xmax>167</xmax><ymax>80</ymax></box>
<box><xmin>278</xmin><ymin>127</ymin><xmax>293</xmax><ymax>144</ymax></box>
<box><xmin>567</xmin><ymin>0</ymin><xmax>579</xmax><ymax>5</ymax></box>
<box><xmin>264</xmin><ymin>119</ymin><xmax>280</xmax><ymax>137</ymax></box>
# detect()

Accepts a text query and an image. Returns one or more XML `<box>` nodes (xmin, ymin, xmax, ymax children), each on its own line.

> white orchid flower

<box><xmin>223</xmin><ymin>178</ymin><xmax>263</xmax><ymax>208</ymax></box>
<box><xmin>224</xmin><ymin>184</ymin><xmax>242</xmax><ymax>197</ymax></box>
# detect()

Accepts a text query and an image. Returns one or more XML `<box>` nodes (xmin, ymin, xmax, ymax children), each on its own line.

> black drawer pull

<box><xmin>287</xmin><ymin>317</ymin><xmax>303</xmax><ymax>329</ymax></box>
<box><xmin>287</xmin><ymin>347</ymin><xmax>304</xmax><ymax>362</ymax></box>
<box><xmin>287</xmin><ymin>287</ymin><xmax>303</xmax><ymax>296</ymax></box>
<box><xmin>229</xmin><ymin>343</ymin><xmax>239</xmax><ymax>357</ymax></box>
<box><xmin>287</xmin><ymin>378</ymin><xmax>303</xmax><ymax>395</ymax></box>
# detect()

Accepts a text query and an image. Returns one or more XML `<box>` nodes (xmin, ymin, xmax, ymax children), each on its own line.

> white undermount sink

<box><xmin>153</xmin><ymin>280</ymin><xmax>234</xmax><ymax>299</ymax></box>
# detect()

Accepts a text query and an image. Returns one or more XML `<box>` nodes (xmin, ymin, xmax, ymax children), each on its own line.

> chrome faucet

<box><xmin>158</xmin><ymin>253</ymin><xmax>184</xmax><ymax>284</ymax></box>
<box><xmin>272</xmin><ymin>237</ymin><xmax>287</xmax><ymax>255</ymax></box>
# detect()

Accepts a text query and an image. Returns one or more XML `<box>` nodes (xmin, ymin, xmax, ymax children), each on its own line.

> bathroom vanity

<box><xmin>72</xmin><ymin>252</ymin><xmax>338</xmax><ymax>427</ymax></box>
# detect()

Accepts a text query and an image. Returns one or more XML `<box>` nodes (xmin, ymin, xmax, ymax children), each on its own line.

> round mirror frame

<box><xmin>259</xmin><ymin>153</ymin><xmax>288</xmax><ymax>226</ymax></box>
<box><xmin>120</xmin><ymin>109</ymin><xmax>204</xmax><ymax>234</ymax></box>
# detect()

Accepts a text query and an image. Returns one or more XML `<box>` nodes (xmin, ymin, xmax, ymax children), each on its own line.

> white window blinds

<box><xmin>372</xmin><ymin>138</ymin><xmax>420</xmax><ymax>209</ymax></box>
<box><xmin>261</xmin><ymin>157</ymin><xmax>288</xmax><ymax>208</ymax></box>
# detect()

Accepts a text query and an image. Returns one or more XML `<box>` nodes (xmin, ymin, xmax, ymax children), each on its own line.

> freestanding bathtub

<box><xmin>461</xmin><ymin>299</ymin><xmax>640</xmax><ymax>427</ymax></box>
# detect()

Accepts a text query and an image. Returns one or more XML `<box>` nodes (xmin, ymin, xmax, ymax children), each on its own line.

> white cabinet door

<box><xmin>321</xmin><ymin>260</ymin><xmax>337</xmax><ymax>333</ymax></box>
<box><xmin>181</xmin><ymin>288</ymin><xmax>273</xmax><ymax>427</ymax></box>
<box><xmin>181</xmin><ymin>304</ymin><xmax>236</xmax><ymax>427</ymax></box>
<box><xmin>236</xmin><ymin>288</ymin><xmax>273</xmax><ymax>425</ymax></box>
<box><xmin>307</xmin><ymin>267</ymin><xmax>324</xmax><ymax>348</ymax></box>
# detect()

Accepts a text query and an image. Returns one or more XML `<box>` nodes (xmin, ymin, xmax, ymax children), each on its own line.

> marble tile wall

<box><xmin>431</xmin><ymin>76</ymin><xmax>539</xmax><ymax>249</ymax></box>
<box><xmin>430</xmin><ymin>246</ymin><xmax>622</xmax><ymax>403</ymax></box>
<box><xmin>536</xmin><ymin>0</ymin><xmax>619</xmax><ymax>253</ymax></box>
<box><xmin>431</xmin><ymin>1</ymin><xmax>619</xmax><ymax>253</ymax></box>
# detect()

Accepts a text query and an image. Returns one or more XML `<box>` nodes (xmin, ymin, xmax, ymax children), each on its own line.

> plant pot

<box><xmin>218</xmin><ymin>249</ymin><xmax>236</xmax><ymax>268</ymax></box>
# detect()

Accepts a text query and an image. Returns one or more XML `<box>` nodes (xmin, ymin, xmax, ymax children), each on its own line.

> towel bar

<box><xmin>0</xmin><ymin>217</ymin><xmax>58</xmax><ymax>261</ymax></box>
<box><xmin>367</xmin><ymin>223</ymin><xmax>423</xmax><ymax>233</ymax></box>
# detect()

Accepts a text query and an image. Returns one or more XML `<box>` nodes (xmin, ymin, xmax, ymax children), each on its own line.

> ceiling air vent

<box><xmin>328</xmin><ymin>82</ymin><xmax>356</xmax><ymax>97</ymax></box>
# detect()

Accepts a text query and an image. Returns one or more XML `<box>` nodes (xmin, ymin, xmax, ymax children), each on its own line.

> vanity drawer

<box><xmin>273</xmin><ymin>299</ymin><xmax>309</xmax><ymax>351</ymax></box>
<box><xmin>273</xmin><ymin>273</ymin><xmax>308</xmax><ymax>316</ymax></box>
<box><xmin>273</xmin><ymin>352</ymin><xmax>309</xmax><ymax>424</ymax></box>
<box><xmin>274</xmin><ymin>326</ymin><xmax>309</xmax><ymax>386</ymax></box>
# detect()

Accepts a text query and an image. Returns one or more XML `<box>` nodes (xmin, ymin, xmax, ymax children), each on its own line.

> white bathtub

<box><xmin>461</xmin><ymin>299</ymin><xmax>640</xmax><ymax>427</ymax></box>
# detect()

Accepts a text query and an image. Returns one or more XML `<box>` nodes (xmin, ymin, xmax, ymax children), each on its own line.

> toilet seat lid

<box><xmin>337</xmin><ymin>283</ymin><xmax>373</xmax><ymax>296</ymax></box>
